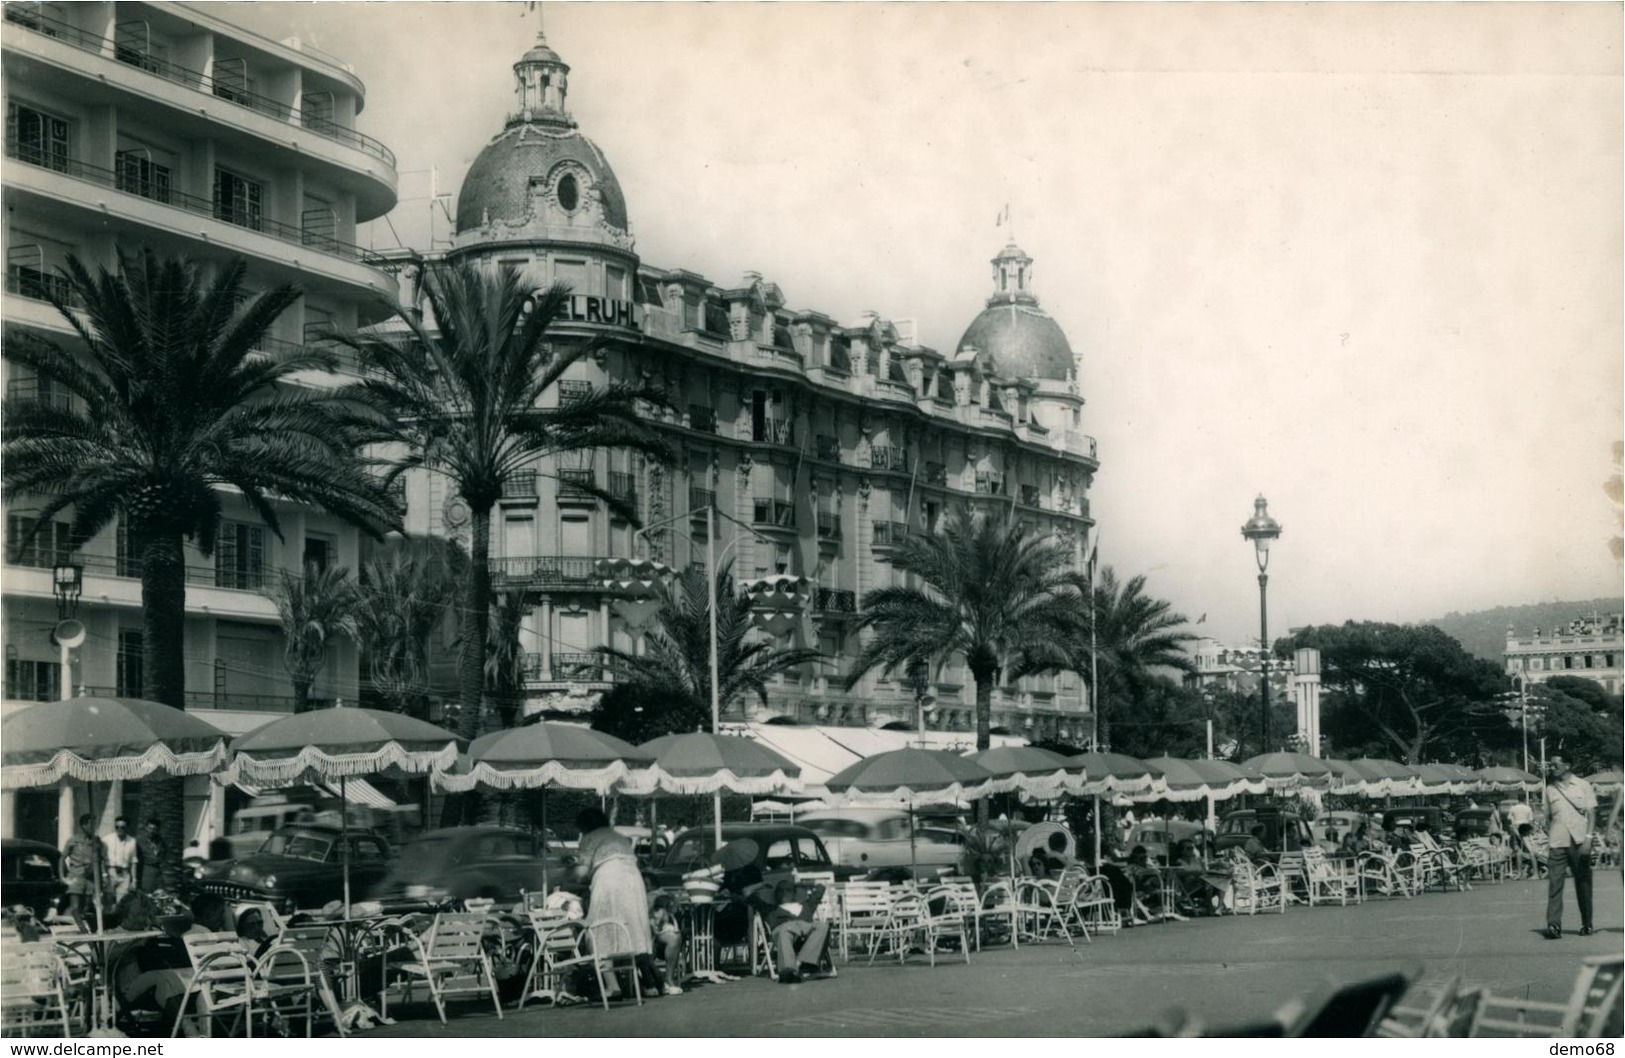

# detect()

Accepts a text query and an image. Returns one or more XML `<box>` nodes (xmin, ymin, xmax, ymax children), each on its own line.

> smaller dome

<box><xmin>518</xmin><ymin>38</ymin><xmax>566</xmax><ymax>67</ymax></box>
<box><xmin>957</xmin><ymin>304</ymin><xmax>1075</xmax><ymax>381</ymax></box>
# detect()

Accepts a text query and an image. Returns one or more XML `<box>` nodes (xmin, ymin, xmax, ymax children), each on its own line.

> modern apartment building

<box><xmin>396</xmin><ymin>32</ymin><xmax>1101</xmax><ymax>744</ymax></box>
<box><xmin>1504</xmin><ymin>614</ymin><xmax>1623</xmax><ymax>695</ymax></box>
<box><xmin>2</xmin><ymin>2</ymin><xmax>399</xmax><ymax>837</ymax></box>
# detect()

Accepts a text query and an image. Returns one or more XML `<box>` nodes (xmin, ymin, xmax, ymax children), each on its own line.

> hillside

<box><xmin>1422</xmin><ymin>597</ymin><xmax>1624</xmax><ymax>662</ymax></box>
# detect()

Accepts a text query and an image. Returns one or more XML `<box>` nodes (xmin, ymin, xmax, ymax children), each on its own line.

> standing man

<box><xmin>137</xmin><ymin>817</ymin><xmax>166</xmax><ymax>892</ymax></box>
<box><xmin>60</xmin><ymin>813</ymin><xmax>101</xmax><ymax>932</ymax></box>
<box><xmin>1542</xmin><ymin>755</ymin><xmax>1596</xmax><ymax>939</ymax></box>
<box><xmin>102</xmin><ymin>816</ymin><xmax>139</xmax><ymax>901</ymax></box>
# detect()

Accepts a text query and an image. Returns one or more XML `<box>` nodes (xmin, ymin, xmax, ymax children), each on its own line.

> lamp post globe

<box><xmin>1240</xmin><ymin>495</ymin><xmax>1282</xmax><ymax>754</ymax></box>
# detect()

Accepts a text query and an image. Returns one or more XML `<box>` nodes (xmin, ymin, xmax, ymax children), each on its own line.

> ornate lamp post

<box><xmin>50</xmin><ymin>562</ymin><xmax>84</xmax><ymax>700</ymax></box>
<box><xmin>1240</xmin><ymin>495</ymin><xmax>1282</xmax><ymax>754</ymax></box>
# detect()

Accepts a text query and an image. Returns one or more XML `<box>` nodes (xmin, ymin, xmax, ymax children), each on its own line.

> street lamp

<box><xmin>1240</xmin><ymin>495</ymin><xmax>1282</xmax><ymax>754</ymax></box>
<box><xmin>908</xmin><ymin>658</ymin><xmax>935</xmax><ymax>747</ymax></box>
<box><xmin>1511</xmin><ymin>670</ymin><xmax>1532</xmax><ymax>775</ymax></box>
<box><xmin>50</xmin><ymin>562</ymin><xmax>85</xmax><ymax>701</ymax></box>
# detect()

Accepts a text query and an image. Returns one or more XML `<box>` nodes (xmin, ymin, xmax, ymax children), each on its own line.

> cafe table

<box><xmin>55</xmin><ymin>929</ymin><xmax>163</xmax><ymax>1031</ymax></box>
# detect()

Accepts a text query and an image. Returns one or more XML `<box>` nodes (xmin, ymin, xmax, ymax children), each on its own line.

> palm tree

<box><xmin>354</xmin><ymin>538</ymin><xmax>463</xmax><ymax>718</ymax></box>
<box><xmin>2</xmin><ymin>249</ymin><xmax>397</xmax><ymax>881</ymax></box>
<box><xmin>485</xmin><ymin>589</ymin><xmax>530</xmax><ymax>731</ymax></box>
<box><xmin>845</xmin><ymin>505</ymin><xmax>1082</xmax><ymax>752</ymax></box>
<box><xmin>592</xmin><ymin>559</ymin><xmax>823</xmax><ymax>738</ymax></box>
<box><xmin>1067</xmin><ymin>564</ymin><xmax>1198</xmax><ymax>751</ymax></box>
<box><xmin>333</xmin><ymin>263</ymin><xmax>672</xmax><ymax>738</ymax></box>
<box><xmin>267</xmin><ymin>563</ymin><xmax>358</xmax><ymax>713</ymax></box>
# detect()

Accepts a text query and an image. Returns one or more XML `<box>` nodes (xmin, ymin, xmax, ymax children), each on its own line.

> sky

<box><xmin>229</xmin><ymin>1</ymin><xmax>1623</xmax><ymax>648</ymax></box>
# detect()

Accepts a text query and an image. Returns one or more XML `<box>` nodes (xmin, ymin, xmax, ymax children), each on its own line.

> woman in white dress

<box><xmin>574</xmin><ymin>808</ymin><xmax>679</xmax><ymax>997</ymax></box>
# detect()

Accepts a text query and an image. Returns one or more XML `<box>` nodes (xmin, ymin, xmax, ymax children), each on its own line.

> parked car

<box><xmin>195</xmin><ymin>824</ymin><xmax>393</xmax><ymax>913</ymax></box>
<box><xmin>1382</xmin><ymin>805</ymin><xmax>1453</xmax><ymax>836</ymax></box>
<box><xmin>796</xmin><ymin>808</ymin><xmax>963</xmax><ymax>879</ymax></box>
<box><xmin>222</xmin><ymin>800</ymin><xmax>318</xmax><ymax>861</ymax></box>
<box><xmin>1124</xmin><ymin>820</ymin><xmax>1208</xmax><ymax>865</ymax></box>
<box><xmin>368</xmin><ymin>826</ymin><xmax>574</xmax><ymax>908</ymax></box>
<box><xmin>1453</xmin><ymin>807</ymin><xmax>1504</xmax><ymax>841</ymax></box>
<box><xmin>1214</xmin><ymin>808</ymin><xmax>1315</xmax><ymax>858</ymax></box>
<box><xmin>2</xmin><ymin>838</ymin><xmax>65</xmax><ymax>918</ymax></box>
<box><xmin>1313</xmin><ymin>810</ymin><xmax>1367</xmax><ymax>848</ymax></box>
<box><xmin>644</xmin><ymin>823</ymin><xmax>861</xmax><ymax>892</ymax></box>
<box><xmin>614</xmin><ymin>826</ymin><xmax>669</xmax><ymax>869</ymax></box>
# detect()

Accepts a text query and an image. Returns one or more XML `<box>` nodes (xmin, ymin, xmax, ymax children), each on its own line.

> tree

<box><xmin>591</xmin><ymin>559</ymin><xmax>822</xmax><ymax>741</ymax></box>
<box><xmin>1530</xmin><ymin>680</ymin><xmax>1623</xmax><ymax>770</ymax></box>
<box><xmin>2</xmin><ymin>249</ymin><xmax>396</xmax><ymax>884</ymax></box>
<box><xmin>846</xmin><ymin>505</ymin><xmax>1081</xmax><ymax>753</ymax></box>
<box><xmin>267</xmin><ymin>563</ymin><xmax>358</xmax><ymax>713</ymax></box>
<box><xmin>485</xmin><ymin>589</ymin><xmax>530</xmax><ymax>731</ymax></box>
<box><xmin>354</xmin><ymin>537</ymin><xmax>463</xmax><ymax>718</ymax></box>
<box><xmin>1065</xmin><ymin>565</ymin><xmax>1198</xmax><ymax>751</ymax></box>
<box><xmin>333</xmin><ymin>263</ymin><xmax>671</xmax><ymax>739</ymax></box>
<box><xmin>1286</xmin><ymin>622</ymin><xmax>1506</xmax><ymax>763</ymax></box>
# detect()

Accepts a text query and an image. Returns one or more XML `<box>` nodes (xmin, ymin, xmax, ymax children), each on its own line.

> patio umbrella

<box><xmin>1142</xmin><ymin>757</ymin><xmax>1268</xmax><ymax>803</ymax></box>
<box><xmin>639</xmin><ymin>730</ymin><xmax>804</xmax><ymax>847</ymax></box>
<box><xmin>1068</xmin><ymin>751</ymin><xmax>1166</xmax><ymax>866</ymax></box>
<box><xmin>1435</xmin><ymin>763</ymin><xmax>1484</xmax><ymax>793</ymax></box>
<box><xmin>1320</xmin><ymin>758</ymin><xmax>1373</xmax><ymax>794</ymax></box>
<box><xmin>435</xmin><ymin>721</ymin><xmax>655</xmax><ymax>892</ymax></box>
<box><xmin>1411</xmin><ymin>763</ymin><xmax>1463</xmax><ymax>795</ymax></box>
<box><xmin>222</xmin><ymin>704</ymin><xmax>462</xmax><ymax>917</ymax></box>
<box><xmin>2</xmin><ymin>696</ymin><xmax>231</xmax><ymax>931</ymax></box>
<box><xmin>1586</xmin><ymin>770</ymin><xmax>1623</xmax><ymax>794</ymax></box>
<box><xmin>1243</xmin><ymin>751</ymin><xmax>1337</xmax><ymax>790</ymax></box>
<box><xmin>1347</xmin><ymin>758</ymin><xmax>1420</xmax><ymax>798</ymax></box>
<box><xmin>1476</xmin><ymin>766</ymin><xmax>1542</xmax><ymax>793</ymax></box>
<box><xmin>969</xmin><ymin>745</ymin><xmax>1084</xmax><ymax>799</ymax></box>
<box><xmin>825</xmin><ymin>748</ymin><xmax>1007</xmax><ymax>878</ymax></box>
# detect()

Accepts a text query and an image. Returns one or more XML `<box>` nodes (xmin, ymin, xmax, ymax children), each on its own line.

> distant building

<box><xmin>1183</xmin><ymin>636</ymin><xmax>1291</xmax><ymax>697</ymax></box>
<box><xmin>1504</xmin><ymin>613</ymin><xmax>1623</xmax><ymax>695</ymax></box>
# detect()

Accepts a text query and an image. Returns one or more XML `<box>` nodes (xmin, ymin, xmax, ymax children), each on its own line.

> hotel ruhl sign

<box><xmin>562</xmin><ymin>295</ymin><xmax>639</xmax><ymax>331</ymax></box>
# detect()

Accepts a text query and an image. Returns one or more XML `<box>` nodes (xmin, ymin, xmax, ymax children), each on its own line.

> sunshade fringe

<box><xmin>435</xmin><ymin>760</ymin><xmax>654</xmax><ymax>795</ymax></box>
<box><xmin>220</xmin><ymin>742</ymin><xmax>459</xmax><ymax>787</ymax></box>
<box><xmin>1</xmin><ymin>743</ymin><xmax>230</xmax><ymax>790</ymax></box>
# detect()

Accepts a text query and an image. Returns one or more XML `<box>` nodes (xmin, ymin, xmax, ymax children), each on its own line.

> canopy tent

<box><xmin>737</xmin><ymin>722</ymin><xmax>1024</xmax><ymax>788</ymax></box>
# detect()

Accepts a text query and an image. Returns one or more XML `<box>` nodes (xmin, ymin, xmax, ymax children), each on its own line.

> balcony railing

<box><xmin>815</xmin><ymin>587</ymin><xmax>857</xmax><ymax>613</ymax></box>
<box><xmin>974</xmin><ymin>473</ymin><xmax>1006</xmax><ymax>496</ymax></box>
<box><xmin>4</xmin><ymin>140</ymin><xmax>391</xmax><ymax>268</ymax></box>
<box><xmin>689</xmin><ymin>487</ymin><xmax>715</xmax><ymax>514</ymax></box>
<box><xmin>872</xmin><ymin>521</ymin><xmax>910</xmax><ymax>547</ymax></box>
<box><xmin>502</xmin><ymin>471</ymin><xmax>538</xmax><ymax>499</ymax></box>
<box><xmin>815</xmin><ymin>435</ymin><xmax>841</xmax><ymax>462</ymax></box>
<box><xmin>551</xmin><ymin>653</ymin><xmax>605</xmax><ymax>681</ymax></box>
<box><xmin>4</xmin><ymin>9</ymin><xmax>397</xmax><ymax>168</ymax></box>
<box><xmin>557</xmin><ymin>469</ymin><xmax>596</xmax><ymax>500</ymax></box>
<box><xmin>752</xmin><ymin>499</ymin><xmax>797</xmax><ymax>529</ymax></box>
<box><xmin>752</xmin><ymin>417</ymin><xmax>794</xmax><ymax>446</ymax></box>
<box><xmin>519</xmin><ymin>652</ymin><xmax>546</xmax><ymax>680</ymax></box>
<box><xmin>923</xmin><ymin>462</ymin><xmax>948</xmax><ymax>486</ymax></box>
<box><xmin>870</xmin><ymin>445</ymin><xmax>908</xmax><ymax>472</ymax></box>
<box><xmin>816</xmin><ymin>511</ymin><xmax>841</xmax><ymax>539</ymax></box>
<box><xmin>489</xmin><ymin>555</ymin><xmax>608</xmax><ymax>588</ymax></box>
<box><xmin>558</xmin><ymin>380</ymin><xmax>592</xmax><ymax>408</ymax></box>
<box><xmin>72</xmin><ymin>685</ymin><xmax>302</xmax><ymax>712</ymax></box>
<box><xmin>6</xmin><ymin>265</ymin><xmax>75</xmax><ymax>306</ymax></box>
<box><xmin>1019</xmin><ymin>485</ymin><xmax>1042</xmax><ymax>508</ymax></box>
<box><xmin>688</xmin><ymin>405</ymin><xmax>717</xmax><ymax>433</ymax></box>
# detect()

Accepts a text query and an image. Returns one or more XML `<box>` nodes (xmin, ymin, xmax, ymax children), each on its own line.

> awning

<box><xmin>725</xmin><ymin>722</ymin><xmax>1025</xmax><ymax>788</ymax></box>
<box><xmin>234</xmin><ymin>777</ymin><xmax>397</xmax><ymax>810</ymax></box>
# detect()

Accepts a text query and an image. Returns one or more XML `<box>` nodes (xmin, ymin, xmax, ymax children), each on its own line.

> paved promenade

<box><xmin>368</xmin><ymin>871</ymin><xmax>1622</xmax><ymax>1036</ymax></box>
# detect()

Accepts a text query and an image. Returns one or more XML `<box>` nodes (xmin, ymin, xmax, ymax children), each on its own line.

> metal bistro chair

<box><xmin>837</xmin><ymin>881</ymin><xmax>894</xmax><ymax>962</ymax></box>
<box><xmin>171</xmin><ymin>931</ymin><xmax>257</xmax><ymax>1038</ymax></box>
<box><xmin>517</xmin><ymin>909</ymin><xmax>578</xmax><ymax>1009</ymax></box>
<box><xmin>536</xmin><ymin>919</ymin><xmax>644</xmax><ymax>1011</ymax></box>
<box><xmin>1</xmin><ymin>942</ymin><xmax>74</xmax><ymax>1038</ymax></box>
<box><xmin>392</xmin><ymin>912</ymin><xmax>504</xmax><ymax>1025</ymax></box>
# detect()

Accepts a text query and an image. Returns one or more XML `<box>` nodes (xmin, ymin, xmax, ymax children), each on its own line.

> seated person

<box><xmin>1122</xmin><ymin>845</ymin><xmax>1175</xmax><ymax>922</ymax></box>
<box><xmin>648</xmin><ymin>894</ymin><xmax>683</xmax><ymax>996</ymax></box>
<box><xmin>746</xmin><ymin>880</ymin><xmax>830</xmax><ymax>984</ymax></box>
<box><xmin>1169</xmin><ymin>840</ymin><xmax>1228</xmax><ymax>915</ymax></box>
<box><xmin>1339</xmin><ymin>824</ymin><xmax>1366</xmax><ymax>858</ymax></box>
<box><xmin>1240</xmin><ymin>825</ymin><xmax>1270</xmax><ymax>861</ymax></box>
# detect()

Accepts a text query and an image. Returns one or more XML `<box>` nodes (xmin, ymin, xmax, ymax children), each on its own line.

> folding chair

<box><xmin>172</xmin><ymin>932</ymin><xmax>256</xmax><ymax>1038</ymax></box>
<box><xmin>750</xmin><ymin>910</ymin><xmax>837</xmax><ymax>979</ymax></box>
<box><xmin>256</xmin><ymin>926</ymin><xmax>344</xmax><ymax>1038</ymax></box>
<box><xmin>1074</xmin><ymin>872</ymin><xmax>1123</xmax><ymax>933</ymax></box>
<box><xmin>917</xmin><ymin>886</ymin><xmax>974</xmax><ymax>966</ymax></box>
<box><xmin>1376</xmin><ymin>976</ymin><xmax>1459</xmax><ymax>1037</ymax></box>
<box><xmin>1276</xmin><ymin>969</ymin><xmax>1415</xmax><ymax>1037</ymax></box>
<box><xmin>1357</xmin><ymin>848</ymin><xmax>1414</xmax><ymax>899</ymax></box>
<box><xmin>1472</xmin><ymin>954</ymin><xmax>1624</xmax><ymax>1037</ymax></box>
<box><xmin>391</xmin><ymin>912</ymin><xmax>504</xmax><ymax>1025</ymax></box>
<box><xmin>1</xmin><ymin>943</ymin><xmax>73</xmax><ymax>1037</ymax></box>
<box><xmin>538</xmin><ymin>920</ymin><xmax>643</xmax><ymax>1011</ymax></box>
<box><xmin>837</xmin><ymin>882</ymin><xmax>894</xmax><ymax>962</ymax></box>
<box><xmin>1227</xmin><ymin>854</ymin><xmax>1287</xmax><ymax>915</ymax></box>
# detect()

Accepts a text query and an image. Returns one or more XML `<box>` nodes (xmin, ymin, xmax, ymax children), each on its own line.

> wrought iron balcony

<box><xmin>815</xmin><ymin>435</ymin><xmax>841</xmax><ymax>462</ymax></box>
<box><xmin>1019</xmin><ymin>484</ymin><xmax>1041</xmax><ymax>508</ymax></box>
<box><xmin>688</xmin><ymin>404</ymin><xmax>717</xmax><ymax>433</ymax></box>
<box><xmin>923</xmin><ymin>462</ymin><xmax>948</xmax><ymax>486</ymax></box>
<box><xmin>551</xmin><ymin>652</ymin><xmax>605</xmax><ymax>681</ymax></box>
<box><xmin>502</xmin><ymin>471</ymin><xmax>538</xmax><ymax>499</ymax></box>
<box><xmin>607</xmin><ymin>471</ymin><xmax>637</xmax><ymax>507</ymax></box>
<box><xmin>816</xmin><ymin>511</ymin><xmax>841</xmax><ymax>539</ymax></box>
<box><xmin>815</xmin><ymin>587</ymin><xmax>857</xmax><ymax>613</ymax></box>
<box><xmin>752</xmin><ymin>417</ymin><xmax>794</xmax><ymax>446</ymax></box>
<box><xmin>489</xmin><ymin>555</ymin><xmax>608</xmax><ymax>588</ymax></box>
<box><xmin>752</xmin><ymin>499</ymin><xmax>797</xmax><ymax>529</ymax></box>
<box><xmin>689</xmin><ymin>487</ymin><xmax>715</xmax><ymax>514</ymax></box>
<box><xmin>5</xmin><ymin>377</ymin><xmax>71</xmax><ymax>410</ymax></box>
<box><xmin>870</xmin><ymin>445</ymin><xmax>909</xmax><ymax>472</ymax></box>
<box><xmin>974</xmin><ymin>473</ymin><xmax>1006</xmax><ymax>496</ymax></box>
<box><xmin>557</xmin><ymin>469</ymin><xmax>596</xmax><ymax>500</ymax></box>
<box><xmin>6</xmin><ymin>265</ymin><xmax>74</xmax><ymax>306</ymax></box>
<box><xmin>871</xmin><ymin>521</ymin><xmax>910</xmax><ymax>548</ymax></box>
<box><xmin>558</xmin><ymin>380</ymin><xmax>592</xmax><ymax>408</ymax></box>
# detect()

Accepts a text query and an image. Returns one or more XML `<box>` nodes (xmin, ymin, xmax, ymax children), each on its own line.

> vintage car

<box><xmin>1124</xmin><ymin>820</ymin><xmax>1210</xmax><ymax>865</ymax></box>
<box><xmin>195</xmin><ymin>824</ymin><xmax>393</xmax><ymax>913</ymax></box>
<box><xmin>1453</xmin><ymin>807</ymin><xmax>1505</xmax><ymax>840</ymax></box>
<box><xmin>644</xmin><ymin>823</ymin><xmax>860</xmax><ymax>892</ymax></box>
<box><xmin>1312</xmin><ymin>810</ymin><xmax>1368</xmax><ymax>848</ymax></box>
<box><xmin>367</xmin><ymin>826</ymin><xmax>575</xmax><ymax>907</ymax></box>
<box><xmin>796</xmin><ymin>808</ymin><xmax>964</xmax><ymax>878</ymax></box>
<box><xmin>2</xmin><ymin>838</ymin><xmax>65</xmax><ymax>918</ymax></box>
<box><xmin>1214</xmin><ymin>808</ymin><xmax>1316</xmax><ymax>858</ymax></box>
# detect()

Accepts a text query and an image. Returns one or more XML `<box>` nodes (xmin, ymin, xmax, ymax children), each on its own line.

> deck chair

<box><xmin>868</xmin><ymin>889</ymin><xmax>925</xmax><ymax>965</ymax></box>
<box><xmin>518</xmin><ymin>914</ymin><xmax>590</xmax><ymax>1009</ymax></box>
<box><xmin>1070</xmin><ymin>871</ymin><xmax>1121</xmax><ymax>934</ymax></box>
<box><xmin>837</xmin><ymin>882</ymin><xmax>894</xmax><ymax>962</ymax></box>
<box><xmin>1302</xmin><ymin>848</ymin><xmax>1361</xmax><ymax>906</ymax></box>
<box><xmin>171</xmin><ymin>932</ymin><xmax>256</xmax><ymax>1038</ymax></box>
<box><xmin>916</xmin><ymin>887</ymin><xmax>974</xmax><ymax>966</ymax></box>
<box><xmin>749</xmin><ymin>910</ymin><xmax>837</xmax><ymax>979</ymax></box>
<box><xmin>535</xmin><ymin>919</ymin><xmax>643</xmax><ymax>1011</ymax></box>
<box><xmin>1356</xmin><ymin>849</ymin><xmax>1413</xmax><ymax>899</ymax></box>
<box><xmin>1472</xmin><ymin>954</ymin><xmax>1624</xmax><ymax>1037</ymax></box>
<box><xmin>1276</xmin><ymin>969</ymin><xmax>1415</xmax><ymax>1037</ymax></box>
<box><xmin>1227</xmin><ymin>854</ymin><xmax>1287</xmax><ymax>915</ymax></box>
<box><xmin>1</xmin><ymin>943</ymin><xmax>73</xmax><ymax>1037</ymax></box>
<box><xmin>1376</xmin><ymin>976</ymin><xmax>1459</xmax><ymax>1037</ymax></box>
<box><xmin>392</xmin><ymin>912</ymin><xmax>504</xmax><ymax>1025</ymax></box>
<box><xmin>257</xmin><ymin>926</ymin><xmax>345</xmax><ymax>1038</ymax></box>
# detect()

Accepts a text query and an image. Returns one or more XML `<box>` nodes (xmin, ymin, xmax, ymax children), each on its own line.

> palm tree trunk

<box><xmin>458</xmin><ymin>505</ymin><xmax>493</xmax><ymax>740</ymax></box>
<box><xmin>140</xmin><ymin>531</ymin><xmax>187</xmax><ymax>888</ymax></box>
<box><xmin>972</xmin><ymin>666</ymin><xmax>995</xmax><ymax>826</ymax></box>
<box><xmin>292</xmin><ymin>676</ymin><xmax>312</xmax><ymax>714</ymax></box>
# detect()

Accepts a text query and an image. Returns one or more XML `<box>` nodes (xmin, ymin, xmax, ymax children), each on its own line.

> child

<box><xmin>648</xmin><ymin>894</ymin><xmax>684</xmax><ymax>996</ymax></box>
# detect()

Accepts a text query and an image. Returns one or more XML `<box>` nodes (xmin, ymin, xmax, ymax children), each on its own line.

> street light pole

<box><xmin>1515</xmin><ymin>670</ymin><xmax>1531</xmax><ymax>775</ymax></box>
<box><xmin>1240</xmin><ymin>495</ymin><xmax>1282</xmax><ymax>756</ymax></box>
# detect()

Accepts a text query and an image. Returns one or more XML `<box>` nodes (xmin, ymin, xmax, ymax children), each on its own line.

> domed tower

<box><xmin>452</xmin><ymin>30</ymin><xmax>636</xmax><ymax>274</ymax></box>
<box><xmin>954</xmin><ymin>242</ymin><xmax>1086</xmax><ymax>441</ymax></box>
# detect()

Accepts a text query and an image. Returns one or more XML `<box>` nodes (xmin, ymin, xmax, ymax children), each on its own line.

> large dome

<box><xmin>955</xmin><ymin>242</ymin><xmax>1075</xmax><ymax>381</ymax></box>
<box><xmin>455</xmin><ymin>124</ymin><xmax>629</xmax><ymax>235</ymax></box>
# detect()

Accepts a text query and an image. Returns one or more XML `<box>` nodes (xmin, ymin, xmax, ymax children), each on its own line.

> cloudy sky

<box><xmin>233</xmin><ymin>2</ymin><xmax>1622</xmax><ymax>647</ymax></box>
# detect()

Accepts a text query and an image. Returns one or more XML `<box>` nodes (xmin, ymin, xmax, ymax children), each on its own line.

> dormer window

<box><xmin>557</xmin><ymin>173</ymin><xmax>579</xmax><ymax>211</ymax></box>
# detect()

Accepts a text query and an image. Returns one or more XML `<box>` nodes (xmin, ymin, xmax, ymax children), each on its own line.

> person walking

<box><xmin>61</xmin><ymin>813</ymin><xmax>102</xmax><ymax>932</ymax></box>
<box><xmin>1542</xmin><ymin>755</ymin><xmax>1597</xmax><ymax>939</ymax></box>
<box><xmin>102</xmin><ymin>816</ymin><xmax>139</xmax><ymax>902</ymax></box>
